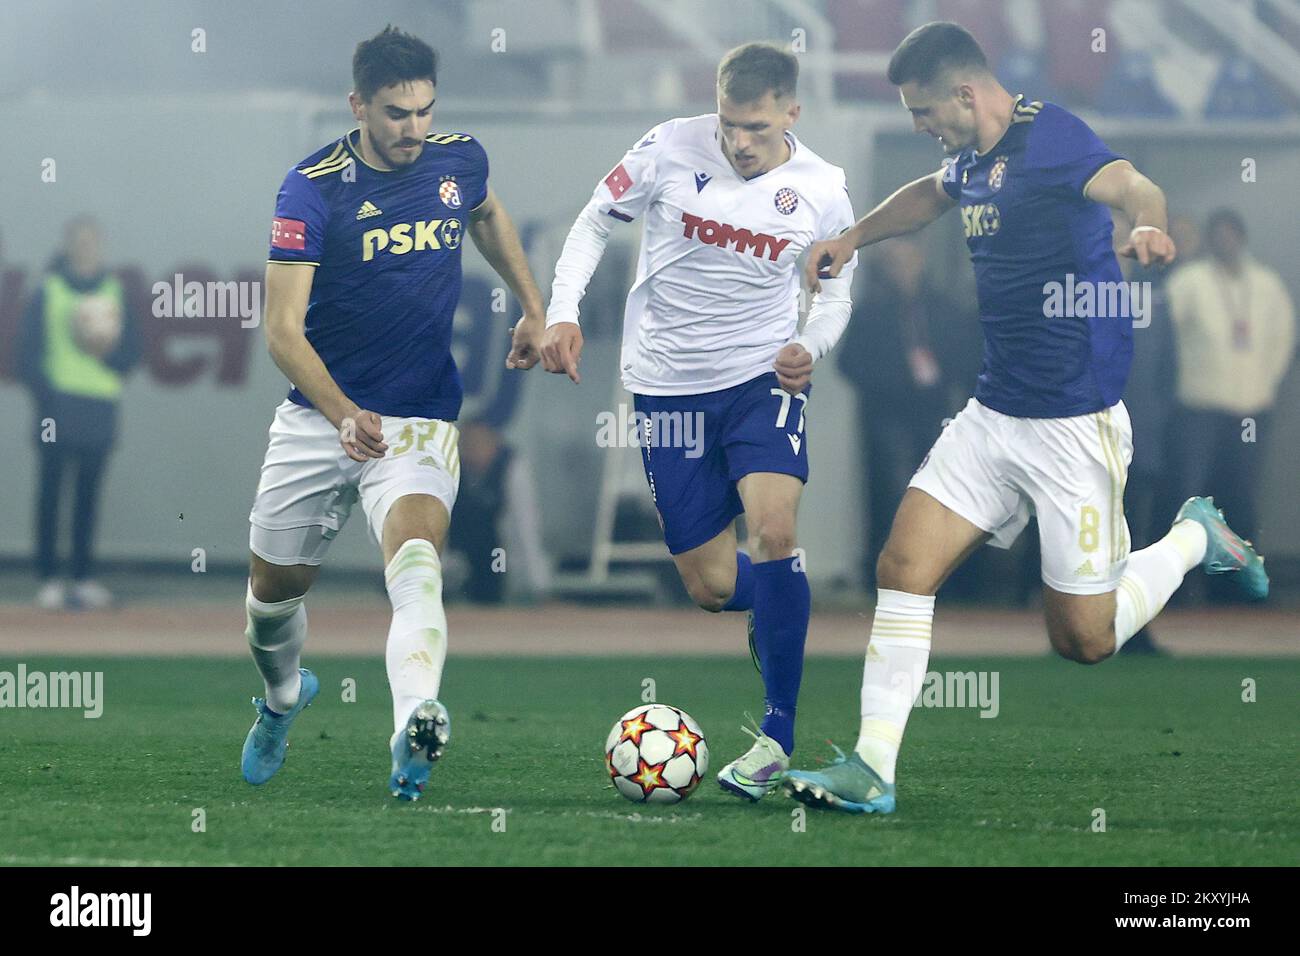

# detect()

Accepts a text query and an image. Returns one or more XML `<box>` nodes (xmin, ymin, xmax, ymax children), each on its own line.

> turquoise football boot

<box><xmin>783</xmin><ymin>744</ymin><xmax>896</xmax><ymax>814</ymax></box>
<box><xmin>1174</xmin><ymin>496</ymin><xmax>1269</xmax><ymax>600</ymax></box>
<box><xmin>241</xmin><ymin>668</ymin><xmax>320</xmax><ymax>785</ymax></box>
<box><xmin>389</xmin><ymin>699</ymin><xmax>451</xmax><ymax>801</ymax></box>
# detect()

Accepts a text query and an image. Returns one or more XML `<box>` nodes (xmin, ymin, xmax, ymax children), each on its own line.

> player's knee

<box><xmin>1050</xmin><ymin>623</ymin><xmax>1115</xmax><ymax>665</ymax></box>
<box><xmin>248</xmin><ymin>556</ymin><xmax>314</xmax><ymax>604</ymax></box>
<box><xmin>876</xmin><ymin>543</ymin><xmax>931</xmax><ymax>594</ymax></box>
<box><xmin>682</xmin><ymin>572</ymin><xmax>733</xmax><ymax>613</ymax></box>
<box><xmin>748</xmin><ymin>510</ymin><xmax>796</xmax><ymax>561</ymax></box>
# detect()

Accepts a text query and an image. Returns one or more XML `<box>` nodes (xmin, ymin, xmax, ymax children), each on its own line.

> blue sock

<box><xmin>752</xmin><ymin>555</ymin><xmax>810</xmax><ymax>754</ymax></box>
<box><xmin>721</xmin><ymin>551</ymin><xmax>754</xmax><ymax>611</ymax></box>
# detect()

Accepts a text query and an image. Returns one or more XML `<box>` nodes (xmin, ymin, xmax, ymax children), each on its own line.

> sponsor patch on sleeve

<box><xmin>604</xmin><ymin>163</ymin><xmax>633</xmax><ymax>200</ymax></box>
<box><xmin>271</xmin><ymin>217</ymin><xmax>307</xmax><ymax>251</ymax></box>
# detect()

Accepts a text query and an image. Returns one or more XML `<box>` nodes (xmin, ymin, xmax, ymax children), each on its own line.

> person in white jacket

<box><xmin>1167</xmin><ymin>208</ymin><xmax>1296</xmax><ymax>551</ymax></box>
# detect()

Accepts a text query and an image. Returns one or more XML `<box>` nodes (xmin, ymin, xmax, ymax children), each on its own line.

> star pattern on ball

<box><xmin>668</xmin><ymin>721</ymin><xmax>702</xmax><ymax>759</ymax></box>
<box><xmin>619</xmin><ymin>713</ymin><xmax>653</xmax><ymax>747</ymax></box>
<box><xmin>629</xmin><ymin>756</ymin><xmax>669</xmax><ymax>798</ymax></box>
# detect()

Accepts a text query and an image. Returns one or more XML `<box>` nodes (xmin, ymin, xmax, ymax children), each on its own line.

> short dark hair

<box><xmin>352</xmin><ymin>25</ymin><xmax>438</xmax><ymax>102</ymax></box>
<box><xmin>1206</xmin><ymin>208</ymin><xmax>1246</xmax><ymax>239</ymax></box>
<box><xmin>887</xmin><ymin>21</ymin><xmax>988</xmax><ymax>87</ymax></box>
<box><xmin>717</xmin><ymin>42</ymin><xmax>798</xmax><ymax>103</ymax></box>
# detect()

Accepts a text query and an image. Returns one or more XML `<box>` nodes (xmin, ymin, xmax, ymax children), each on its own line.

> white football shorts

<box><xmin>248</xmin><ymin>399</ymin><xmax>460</xmax><ymax>566</ymax></box>
<box><xmin>908</xmin><ymin>397</ymin><xmax>1133</xmax><ymax>594</ymax></box>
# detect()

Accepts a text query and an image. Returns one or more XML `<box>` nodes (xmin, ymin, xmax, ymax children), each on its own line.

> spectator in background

<box><xmin>837</xmin><ymin>239</ymin><xmax>980</xmax><ymax>589</ymax></box>
<box><xmin>1166</xmin><ymin>209</ymin><xmax>1295</xmax><ymax>575</ymax></box>
<box><xmin>17</xmin><ymin>217</ymin><xmax>141</xmax><ymax>611</ymax></box>
<box><xmin>1167</xmin><ymin>214</ymin><xmax>1202</xmax><ymax>266</ymax></box>
<box><xmin>446</xmin><ymin>419</ymin><xmax>552</xmax><ymax>604</ymax></box>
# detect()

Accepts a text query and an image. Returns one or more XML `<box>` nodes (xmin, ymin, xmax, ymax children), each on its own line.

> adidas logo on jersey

<box><xmin>417</xmin><ymin>455</ymin><xmax>438</xmax><ymax>467</ymax></box>
<box><xmin>1074</xmin><ymin>559</ymin><xmax>1099</xmax><ymax>577</ymax></box>
<box><xmin>356</xmin><ymin>200</ymin><xmax>383</xmax><ymax>220</ymax></box>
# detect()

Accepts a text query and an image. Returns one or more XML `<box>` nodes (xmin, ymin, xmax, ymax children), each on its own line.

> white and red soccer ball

<box><xmin>605</xmin><ymin>704</ymin><xmax>708</xmax><ymax>804</ymax></box>
<box><xmin>73</xmin><ymin>295</ymin><xmax>122</xmax><ymax>356</ymax></box>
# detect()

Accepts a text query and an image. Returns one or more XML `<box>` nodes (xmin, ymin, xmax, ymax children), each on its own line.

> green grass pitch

<box><xmin>0</xmin><ymin>655</ymin><xmax>1294</xmax><ymax>866</ymax></box>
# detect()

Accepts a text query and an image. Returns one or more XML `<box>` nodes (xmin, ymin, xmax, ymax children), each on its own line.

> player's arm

<box><xmin>263</xmin><ymin>262</ymin><xmax>387</xmax><ymax>461</ymax></box>
<box><xmin>1084</xmin><ymin>160</ymin><xmax>1175</xmax><ymax>267</ymax></box>
<box><xmin>778</xmin><ymin>186</ymin><xmax>861</xmax><ymax>393</ymax></box>
<box><xmin>804</xmin><ymin>170</ymin><xmax>955</xmax><ymax>292</ymax></box>
<box><xmin>467</xmin><ymin>188</ymin><xmax>547</xmax><ymax>370</ymax></box>
<box><xmin>543</xmin><ymin>126</ymin><xmax>665</xmax><ymax>384</ymax></box>
<box><xmin>541</xmin><ymin>195</ymin><xmax>617</xmax><ymax>384</ymax></box>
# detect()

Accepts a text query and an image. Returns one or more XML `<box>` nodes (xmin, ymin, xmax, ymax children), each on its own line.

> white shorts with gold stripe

<box><xmin>908</xmin><ymin>396</ymin><xmax>1132</xmax><ymax>595</ymax></box>
<box><xmin>248</xmin><ymin>399</ymin><xmax>460</xmax><ymax>566</ymax></box>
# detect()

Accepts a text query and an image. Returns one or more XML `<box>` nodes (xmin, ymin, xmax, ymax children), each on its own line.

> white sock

<box><xmin>1113</xmin><ymin>520</ymin><xmax>1207</xmax><ymax>650</ymax></box>
<box><xmin>245</xmin><ymin>581</ymin><xmax>307</xmax><ymax>713</ymax></box>
<box><xmin>855</xmin><ymin>588</ymin><xmax>935</xmax><ymax>784</ymax></box>
<box><xmin>384</xmin><ymin>539</ymin><xmax>448</xmax><ymax>734</ymax></box>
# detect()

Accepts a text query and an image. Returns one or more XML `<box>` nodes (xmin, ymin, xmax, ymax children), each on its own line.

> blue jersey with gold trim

<box><xmin>267</xmin><ymin>128</ymin><xmax>488</xmax><ymax>419</ymax></box>
<box><xmin>940</xmin><ymin>96</ymin><xmax>1126</xmax><ymax>418</ymax></box>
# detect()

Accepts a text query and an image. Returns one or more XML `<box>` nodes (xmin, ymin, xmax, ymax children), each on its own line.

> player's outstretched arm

<box><xmin>804</xmin><ymin>169</ymin><xmax>955</xmax><ymax>292</ymax></box>
<box><xmin>467</xmin><ymin>188</ymin><xmax>548</xmax><ymax>371</ymax></box>
<box><xmin>1084</xmin><ymin>160</ymin><xmax>1176</xmax><ymax>267</ymax></box>
<box><xmin>263</xmin><ymin>261</ymin><xmax>387</xmax><ymax>462</ymax></box>
<box><xmin>542</xmin><ymin>195</ymin><xmax>618</xmax><ymax>385</ymax></box>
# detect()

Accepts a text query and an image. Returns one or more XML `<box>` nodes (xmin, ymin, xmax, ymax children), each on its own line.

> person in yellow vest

<box><xmin>17</xmin><ymin>217</ymin><xmax>141</xmax><ymax>610</ymax></box>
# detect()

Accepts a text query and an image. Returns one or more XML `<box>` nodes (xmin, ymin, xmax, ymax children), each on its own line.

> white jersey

<box><xmin>548</xmin><ymin>113</ymin><xmax>857</xmax><ymax>395</ymax></box>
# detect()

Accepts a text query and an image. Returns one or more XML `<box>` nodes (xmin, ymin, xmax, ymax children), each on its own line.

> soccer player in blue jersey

<box><xmin>783</xmin><ymin>22</ymin><xmax>1269</xmax><ymax>814</ymax></box>
<box><xmin>240</xmin><ymin>27</ymin><xmax>546</xmax><ymax>800</ymax></box>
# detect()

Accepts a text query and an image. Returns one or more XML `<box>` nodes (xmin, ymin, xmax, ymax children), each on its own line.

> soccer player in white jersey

<box><xmin>782</xmin><ymin>22</ymin><xmax>1269</xmax><ymax>815</ymax></box>
<box><xmin>241</xmin><ymin>27</ymin><xmax>546</xmax><ymax>800</ymax></box>
<box><xmin>537</xmin><ymin>43</ymin><xmax>858</xmax><ymax>801</ymax></box>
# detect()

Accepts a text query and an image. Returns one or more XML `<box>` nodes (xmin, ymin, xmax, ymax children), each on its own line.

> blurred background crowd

<box><xmin>2</xmin><ymin>0</ymin><xmax>1296</xmax><ymax>615</ymax></box>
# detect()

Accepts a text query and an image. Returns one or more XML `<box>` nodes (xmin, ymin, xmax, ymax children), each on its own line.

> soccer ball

<box><xmin>605</xmin><ymin>704</ymin><xmax>708</xmax><ymax>804</ymax></box>
<box><xmin>72</xmin><ymin>295</ymin><xmax>122</xmax><ymax>356</ymax></box>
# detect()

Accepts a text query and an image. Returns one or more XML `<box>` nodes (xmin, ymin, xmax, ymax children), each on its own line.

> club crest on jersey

<box><xmin>438</xmin><ymin>177</ymin><xmax>462</xmax><ymax>208</ymax></box>
<box><xmin>774</xmin><ymin>187</ymin><xmax>799</xmax><ymax>215</ymax></box>
<box><xmin>988</xmin><ymin>157</ymin><xmax>1008</xmax><ymax>191</ymax></box>
<box><xmin>680</xmin><ymin>212</ymin><xmax>791</xmax><ymax>261</ymax></box>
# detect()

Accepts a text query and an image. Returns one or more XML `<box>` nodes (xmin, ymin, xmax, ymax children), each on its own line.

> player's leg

<box><xmin>362</xmin><ymin>416</ymin><xmax>460</xmax><ymax>800</ymax></box>
<box><xmin>707</xmin><ymin>375</ymin><xmax>816</xmax><ymax>799</ymax></box>
<box><xmin>735</xmin><ymin>470</ymin><xmax>804</xmax><ymax>744</ymax></box>
<box><xmin>379</xmin><ymin>492</ymin><xmax>451</xmax><ymax>743</ymax></box>
<box><xmin>242</xmin><ymin>401</ymin><xmax>352</xmax><ymax>785</ymax></box>
<box><xmin>714</xmin><ymin>471</ymin><xmax>807</xmax><ymax>800</ymax></box>
<box><xmin>246</xmin><ymin>551</ymin><xmax>319</xmax><ymax>711</ymax></box>
<box><xmin>786</xmin><ymin>398</ymin><xmax>1018</xmax><ymax>813</ymax></box>
<box><xmin>634</xmin><ymin>388</ymin><xmax>753</xmax><ymax>618</ymax></box>
<box><xmin>1037</xmin><ymin>402</ymin><xmax>1266</xmax><ymax>666</ymax></box>
<box><xmin>670</xmin><ymin>521</ymin><xmax>748</xmax><ymax>612</ymax></box>
<box><xmin>241</xmin><ymin>540</ymin><xmax>329</xmax><ymax>786</ymax></box>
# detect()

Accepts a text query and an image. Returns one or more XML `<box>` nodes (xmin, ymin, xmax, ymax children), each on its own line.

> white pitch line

<box><xmin>0</xmin><ymin>854</ymin><xmax>234</xmax><ymax>867</ymax></box>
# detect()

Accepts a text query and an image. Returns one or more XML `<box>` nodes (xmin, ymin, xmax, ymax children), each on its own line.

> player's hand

<box><xmin>1118</xmin><ymin>226</ymin><xmax>1176</xmax><ymax>268</ymax></box>
<box><xmin>336</xmin><ymin>406</ymin><xmax>388</xmax><ymax>462</ymax></box>
<box><xmin>541</xmin><ymin>321</ymin><xmax>583</xmax><ymax>385</ymax></box>
<box><xmin>774</xmin><ymin>343</ymin><xmax>813</xmax><ymax>395</ymax></box>
<box><xmin>804</xmin><ymin>236</ymin><xmax>855</xmax><ymax>294</ymax></box>
<box><xmin>506</xmin><ymin>313</ymin><xmax>544</xmax><ymax>371</ymax></box>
